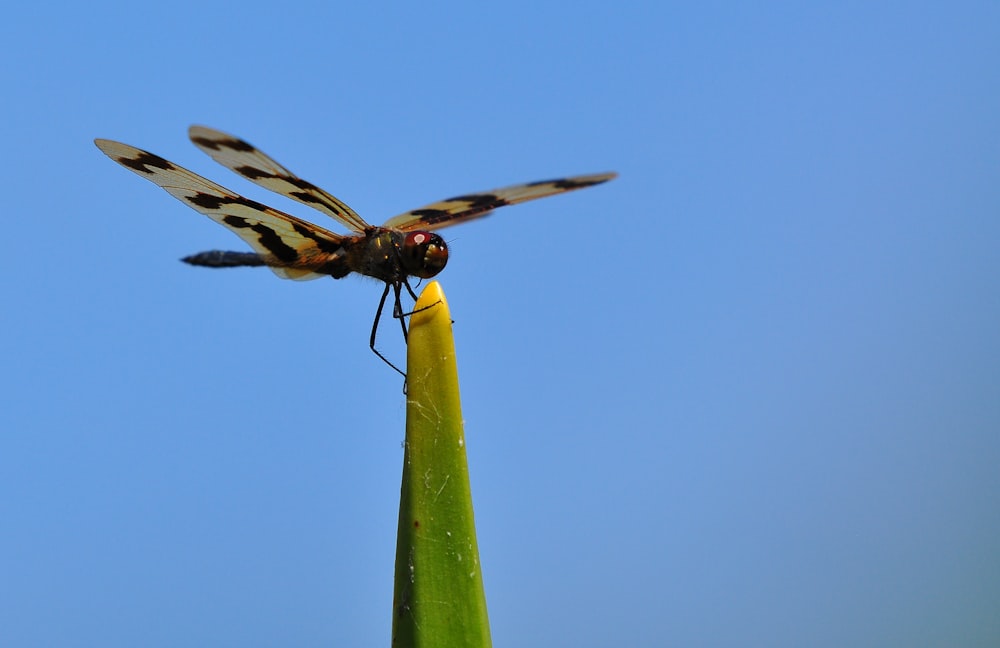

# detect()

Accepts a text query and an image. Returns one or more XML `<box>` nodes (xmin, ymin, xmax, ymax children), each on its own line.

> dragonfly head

<box><xmin>401</xmin><ymin>231</ymin><xmax>448</xmax><ymax>279</ymax></box>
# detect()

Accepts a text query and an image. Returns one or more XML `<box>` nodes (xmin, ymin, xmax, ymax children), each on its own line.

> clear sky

<box><xmin>2</xmin><ymin>2</ymin><xmax>998</xmax><ymax>646</ymax></box>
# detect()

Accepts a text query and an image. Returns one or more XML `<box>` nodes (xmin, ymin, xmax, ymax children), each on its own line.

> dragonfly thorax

<box><xmin>346</xmin><ymin>228</ymin><xmax>448</xmax><ymax>283</ymax></box>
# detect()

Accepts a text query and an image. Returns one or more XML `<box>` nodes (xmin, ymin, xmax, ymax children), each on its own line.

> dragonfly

<box><xmin>94</xmin><ymin>126</ymin><xmax>616</xmax><ymax>375</ymax></box>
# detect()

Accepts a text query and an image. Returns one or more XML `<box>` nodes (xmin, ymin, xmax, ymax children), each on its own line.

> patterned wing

<box><xmin>381</xmin><ymin>172</ymin><xmax>618</xmax><ymax>232</ymax></box>
<box><xmin>188</xmin><ymin>126</ymin><xmax>371</xmax><ymax>233</ymax></box>
<box><xmin>94</xmin><ymin>138</ymin><xmax>347</xmax><ymax>281</ymax></box>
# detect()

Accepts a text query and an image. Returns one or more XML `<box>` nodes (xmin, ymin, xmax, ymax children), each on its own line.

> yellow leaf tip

<box><xmin>412</xmin><ymin>281</ymin><xmax>451</xmax><ymax>328</ymax></box>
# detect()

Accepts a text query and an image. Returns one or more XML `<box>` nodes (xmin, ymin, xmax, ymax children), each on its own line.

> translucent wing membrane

<box><xmin>188</xmin><ymin>125</ymin><xmax>371</xmax><ymax>233</ymax></box>
<box><xmin>381</xmin><ymin>172</ymin><xmax>618</xmax><ymax>232</ymax></box>
<box><xmin>94</xmin><ymin>138</ymin><xmax>346</xmax><ymax>281</ymax></box>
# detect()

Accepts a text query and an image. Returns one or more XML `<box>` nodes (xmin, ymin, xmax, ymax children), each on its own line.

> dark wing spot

<box><xmin>291</xmin><ymin>222</ymin><xmax>343</xmax><ymax>254</ymax></box>
<box><xmin>188</xmin><ymin>193</ymin><xmax>228</xmax><ymax>210</ymax></box>
<box><xmin>526</xmin><ymin>177</ymin><xmax>604</xmax><ymax>189</ymax></box>
<box><xmin>234</xmin><ymin>165</ymin><xmax>271</xmax><ymax>180</ymax></box>
<box><xmin>119</xmin><ymin>151</ymin><xmax>174</xmax><ymax>174</ymax></box>
<box><xmin>191</xmin><ymin>134</ymin><xmax>255</xmax><ymax>153</ymax></box>
<box><xmin>290</xmin><ymin>191</ymin><xmax>325</xmax><ymax>206</ymax></box>
<box><xmin>190</xmin><ymin>135</ymin><xmax>220</xmax><ymax>151</ymax></box>
<box><xmin>282</xmin><ymin>175</ymin><xmax>321</xmax><ymax>192</ymax></box>
<box><xmin>230</xmin><ymin>166</ymin><xmax>322</xmax><ymax>199</ymax></box>
<box><xmin>186</xmin><ymin>193</ymin><xmax>269</xmax><ymax>212</ymax></box>
<box><xmin>221</xmin><ymin>215</ymin><xmax>251</xmax><ymax>228</ymax></box>
<box><xmin>216</xmin><ymin>213</ymin><xmax>342</xmax><ymax>262</ymax></box>
<box><xmin>252</xmin><ymin>224</ymin><xmax>299</xmax><ymax>261</ymax></box>
<box><xmin>219</xmin><ymin>137</ymin><xmax>256</xmax><ymax>152</ymax></box>
<box><xmin>409</xmin><ymin>208</ymin><xmax>453</xmax><ymax>225</ymax></box>
<box><xmin>445</xmin><ymin>193</ymin><xmax>502</xmax><ymax>208</ymax></box>
<box><xmin>217</xmin><ymin>215</ymin><xmax>298</xmax><ymax>261</ymax></box>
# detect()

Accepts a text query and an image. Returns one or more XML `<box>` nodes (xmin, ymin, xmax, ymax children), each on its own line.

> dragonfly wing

<box><xmin>95</xmin><ymin>138</ymin><xmax>348</xmax><ymax>281</ymax></box>
<box><xmin>381</xmin><ymin>172</ymin><xmax>617</xmax><ymax>232</ymax></box>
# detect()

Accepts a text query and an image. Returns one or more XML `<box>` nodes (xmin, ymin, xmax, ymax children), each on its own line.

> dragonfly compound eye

<box><xmin>402</xmin><ymin>231</ymin><xmax>449</xmax><ymax>278</ymax></box>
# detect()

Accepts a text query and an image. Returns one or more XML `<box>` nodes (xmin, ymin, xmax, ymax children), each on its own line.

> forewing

<box><xmin>94</xmin><ymin>138</ymin><xmax>346</xmax><ymax>281</ymax></box>
<box><xmin>188</xmin><ymin>125</ymin><xmax>371</xmax><ymax>232</ymax></box>
<box><xmin>381</xmin><ymin>172</ymin><xmax>618</xmax><ymax>232</ymax></box>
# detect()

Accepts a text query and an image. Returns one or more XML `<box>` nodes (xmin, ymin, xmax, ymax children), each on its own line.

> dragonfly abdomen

<box><xmin>182</xmin><ymin>250</ymin><xmax>266</xmax><ymax>268</ymax></box>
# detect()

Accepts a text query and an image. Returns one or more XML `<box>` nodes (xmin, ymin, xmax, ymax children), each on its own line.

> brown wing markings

<box><xmin>189</xmin><ymin>131</ymin><xmax>255</xmax><ymax>153</ymax></box>
<box><xmin>524</xmin><ymin>176</ymin><xmax>614</xmax><ymax>190</ymax></box>
<box><xmin>116</xmin><ymin>149</ymin><xmax>174</xmax><ymax>174</ymax></box>
<box><xmin>94</xmin><ymin>138</ymin><xmax>347</xmax><ymax>281</ymax></box>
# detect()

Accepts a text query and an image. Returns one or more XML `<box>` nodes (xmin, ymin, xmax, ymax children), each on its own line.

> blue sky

<box><xmin>2</xmin><ymin>2</ymin><xmax>998</xmax><ymax>646</ymax></box>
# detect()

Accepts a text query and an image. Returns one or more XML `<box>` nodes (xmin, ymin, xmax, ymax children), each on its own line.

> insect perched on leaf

<box><xmin>94</xmin><ymin>127</ymin><xmax>616</xmax><ymax>375</ymax></box>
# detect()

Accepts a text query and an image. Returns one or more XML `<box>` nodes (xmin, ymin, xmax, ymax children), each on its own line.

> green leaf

<box><xmin>391</xmin><ymin>282</ymin><xmax>492</xmax><ymax>648</ymax></box>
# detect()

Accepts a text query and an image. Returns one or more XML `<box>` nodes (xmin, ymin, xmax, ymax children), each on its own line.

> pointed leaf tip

<box><xmin>411</xmin><ymin>281</ymin><xmax>450</xmax><ymax>329</ymax></box>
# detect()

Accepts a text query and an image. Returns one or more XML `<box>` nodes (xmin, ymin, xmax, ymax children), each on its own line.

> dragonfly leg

<box><xmin>369</xmin><ymin>282</ymin><xmax>406</xmax><ymax>377</ymax></box>
<box><xmin>397</xmin><ymin>277</ymin><xmax>443</xmax><ymax>321</ymax></box>
<box><xmin>403</xmin><ymin>278</ymin><xmax>420</xmax><ymax>302</ymax></box>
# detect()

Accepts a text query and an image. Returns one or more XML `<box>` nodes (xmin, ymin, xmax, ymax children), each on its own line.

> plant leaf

<box><xmin>391</xmin><ymin>282</ymin><xmax>491</xmax><ymax>648</ymax></box>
